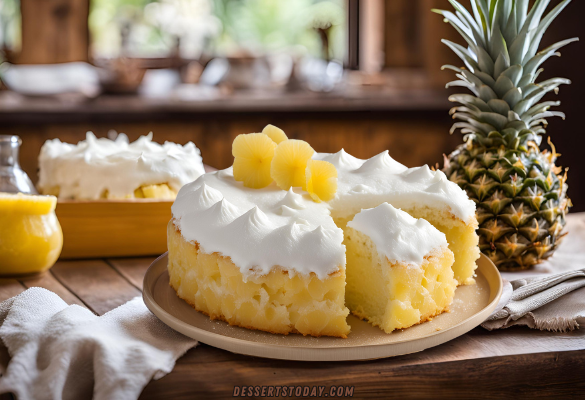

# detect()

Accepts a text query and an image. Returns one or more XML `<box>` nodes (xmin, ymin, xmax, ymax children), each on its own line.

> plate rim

<box><xmin>143</xmin><ymin>252</ymin><xmax>502</xmax><ymax>361</ymax></box>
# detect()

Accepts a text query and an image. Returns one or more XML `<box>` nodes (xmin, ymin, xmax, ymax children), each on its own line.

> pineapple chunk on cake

<box><xmin>344</xmin><ymin>203</ymin><xmax>456</xmax><ymax>333</ymax></box>
<box><xmin>134</xmin><ymin>183</ymin><xmax>177</xmax><ymax>199</ymax></box>
<box><xmin>262</xmin><ymin>124</ymin><xmax>288</xmax><ymax>144</ymax></box>
<box><xmin>167</xmin><ymin>221</ymin><xmax>351</xmax><ymax>337</ymax></box>
<box><xmin>306</xmin><ymin>160</ymin><xmax>338</xmax><ymax>203</ymax></box>
<box><xmin>270</xmin><ymin>139</ymin><xmax>315</xmax><ymax>190</ymax></box>
<box><xmin>233</xmin><ymin>133</ymin><xmax>277</xmax><ymax>189</ymax></box>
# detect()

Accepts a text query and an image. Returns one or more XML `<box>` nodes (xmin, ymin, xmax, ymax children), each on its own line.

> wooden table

<box><xmin>0</xmin><ymin>256</ymin><xmax>583</xmax><ymax>399</ymax></box>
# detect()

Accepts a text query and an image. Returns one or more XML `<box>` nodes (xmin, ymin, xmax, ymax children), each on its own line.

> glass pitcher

<box><xmin>0</xmin><ymin>135</ymin><xmax>37</xmax><ymax>194</ymax></box>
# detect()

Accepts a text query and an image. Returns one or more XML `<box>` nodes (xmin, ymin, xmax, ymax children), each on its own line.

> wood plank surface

<box><xmin>51</xmin><ymin>259</ymin><xmax>141</xmax><ymax>315</ymax></box>
<box><xmin>19</xmin><ymin>271</ymin><xmax>86</xmax><ymax>308</ymax></box>
<box><xmin>0</xmin><ymin>279</ymin><xmax>25</xmax><ymax>302</ymax></box>
<box><xmin>138</xmin><ymin>302</ymin><xmax>584</xmax><ymax>398</ymax></box>
<box><xmin>107</xmin><ymin>257</ymin><xmax>155</xmax><ymax>291</ymax></box>
<box><xmin>139</xmin><ymin>348</ymin><xmax>585</xmax><ymax>399</ymax></box>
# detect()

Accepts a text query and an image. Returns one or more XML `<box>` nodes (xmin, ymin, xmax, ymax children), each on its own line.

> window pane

<box><xmin>89</xmin><ymin>0</ymin><xmax>346</xmax><ymax>60</ymax></box>
<box><xmin>0</xmin><ymin>0</ymin><xmax>21</xmax><ymax>55</ymax></box>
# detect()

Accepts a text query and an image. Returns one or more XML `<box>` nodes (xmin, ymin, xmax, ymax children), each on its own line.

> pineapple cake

<box><xmin>435</xmin><ymin>0</ymin><xmax>575</xmax><ymax>270</ymax></box>
<box><xmin>38</xmin><ymin>132</ymin><xmax>205</xmax><ymax>200</ymax></box>
<box><xmin>345</xmin><ymin>203</ymin><xmax>456</xmax><ymax>333</ymax></box>
<box><xmin>168</xmin><ymin>125</ymin><xmax>480</xmax><ymax>338</ymax></box>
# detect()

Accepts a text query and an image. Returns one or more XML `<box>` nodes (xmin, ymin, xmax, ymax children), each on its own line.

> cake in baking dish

<box><xmin>167</xmin><ymin>128</ymin><xmax>479</xmax><ymax>337</ymax></box>
<box><xmin>37</xmin><ymin>132</ymin><xmax>205</xmax><ymax>200</ymax></box>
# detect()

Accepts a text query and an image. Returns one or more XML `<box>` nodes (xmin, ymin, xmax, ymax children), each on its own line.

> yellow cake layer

<box><xmin>333</xmin><ymin>205</ymin><xmax>479</xmax><ymax>286</ymax></box>
<box><xmin>404</xmin><ymin>206</ymin><xmax>479</xmax><ymax>286</ymax></box>
<box><xmin>344</xmin><ymin>226</ymin><xmax>457</xmax><ymax>333</ymax></box>
<box><xmin>42</xmin><ymin>183</ymin><xmax>177</xmax><ymax>200</ymax></box>
<box><xmin>167</xmin><ymin>220</ymin><xmax>351</xmax><ymax>337</ymax></box>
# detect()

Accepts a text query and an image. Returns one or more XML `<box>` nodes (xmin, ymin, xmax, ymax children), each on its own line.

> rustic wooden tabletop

<box><xmin>0</xmin><ymin>254</ymin><xmax>583</xmax><ymax>399</ymax></box>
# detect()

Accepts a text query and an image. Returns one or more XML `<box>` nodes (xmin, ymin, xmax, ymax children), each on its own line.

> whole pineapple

<box><xmin>436</xmin><ymin>0</ymin><xmax>576</xmax><ymax>271</ymax></box>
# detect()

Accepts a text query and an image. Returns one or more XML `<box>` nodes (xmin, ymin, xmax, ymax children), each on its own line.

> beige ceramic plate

<box><xmin>143</xmin><ymin>253</ymin><xmax>502</xmax><ymax>361</ymax></box>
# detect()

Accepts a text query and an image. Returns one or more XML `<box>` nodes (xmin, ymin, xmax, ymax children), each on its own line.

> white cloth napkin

<box><xmin>0</xmin><ymin>287</ymin><xmax>197</xmax><ymax>400</ymax></box>
<box><xmin>482</xmin><ymin>270</ymin><xmax>585</xmax><ymax>331</ymax></box>
<box><xmin>482</xmin><ymin>215</ymin><xmax>585</xmax><ymax>332</ymax></box>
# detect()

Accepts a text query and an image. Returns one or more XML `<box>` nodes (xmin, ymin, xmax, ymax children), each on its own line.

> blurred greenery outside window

<box><xmin>89</xmin><ymin>0</ymin><xmax>346</xmax><ymax>61</ymax></box>
<box><xmin>0</xmin><ymin>0</ymin><xmax>21</xmax><ymax>59</ymax></box>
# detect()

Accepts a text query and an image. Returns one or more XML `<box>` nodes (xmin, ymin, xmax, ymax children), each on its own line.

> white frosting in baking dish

<box><xmin>171</xmin><ymin>149</ymin><xmax>475</xmax><ymax>280</ymax></box>
<box><xmin>38</xmin><ymin>132</ymin><xmax>205</xmax><ymax>199</ymax></box>
<box><xmin>347</xmin><ymin>202</ymin><xmax>448</xmax><ymax>265</ymax></box>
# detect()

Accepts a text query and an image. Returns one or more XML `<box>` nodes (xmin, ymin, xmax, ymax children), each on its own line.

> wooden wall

<box><xmin>17</xmin><ymin>0</ymin><xmax>89</xmax><ymax>64</ymax></box>
<box><xmin>381</xmin><ymin>0</ymin><xmax>463</xmax><ymax>88</ymax></box>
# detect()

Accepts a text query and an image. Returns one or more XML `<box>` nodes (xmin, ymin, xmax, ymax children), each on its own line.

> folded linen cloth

<box><xmin>0</xmin><ymin>287</ymin><xmax>197</xmax><ymax>400</ymax></box>
<box><xmin>482</xmin><ymin>269</ymin><xmax>585</xmax><ymax>331</ymax></box>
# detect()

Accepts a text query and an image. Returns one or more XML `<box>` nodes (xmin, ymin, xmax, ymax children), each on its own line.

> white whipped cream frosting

<box><xmin>172</xmin><ymin>149</ymin><xmax>475</xmax><ymax>280</ymax></box>
<box><xmin>172</xmin><ymin>169</ymin><xmax>345</xmax><ymax>280</ymax></box>
<box><xmin>38</xmin><ymin>132</ymin><xmax>205</xmax><ymax>199</ymax></box>
<box><xmin>348</xmin><ymin>203</ymin><xmax>448</xmax><ymax>265</ymax></box>
<box><xmin>315</xmin><ymin>149</ymin><xmax>475</xmax><ymax>222</ymax></box>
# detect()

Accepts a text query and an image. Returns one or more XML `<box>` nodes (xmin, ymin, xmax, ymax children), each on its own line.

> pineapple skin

<box><xmin>435</xmin><ymin>0</ymin><xmax>576</xmax><ymax>271</ymax></box>
<box><xmin>444</xmin><ymin>141</ymin><xmax>570</xmax><ymax>271</ymax></box>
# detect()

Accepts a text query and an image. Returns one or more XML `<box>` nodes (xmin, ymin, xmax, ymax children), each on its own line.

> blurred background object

<box><xmin>0</xmin><ymin>0</ymin><xmax>584</xmax><ymax>210</ymax></box>
<box><xmin>0</xmin><ymin>135</ymin><xmax>36</xmax><ymax>194</ymax></box>
<box><xmin>0</xmin><ymin>0</ymin><xmax>20</xmax><ymax>63</ymax></box>
<box><xmin>1</xmin><ymin>62</ymin><xmax>100</xmax><ymax>96</ymax></box>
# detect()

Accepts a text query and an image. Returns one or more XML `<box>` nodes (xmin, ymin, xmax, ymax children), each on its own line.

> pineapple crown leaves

<box><xmin>433</xmin><ymin>0</ymin><xmax>579</xmax><ymax>149</ymax></box>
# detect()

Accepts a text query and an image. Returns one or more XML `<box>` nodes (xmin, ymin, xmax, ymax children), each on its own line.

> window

<box><xmin>0</xmin><ymin>0</ymin><xmax>21</xmax><ymax>57</ymax></box>
<box><xmin>89</xmin><ymin>0</ymin><xmax>346</xmax><ymax>61</ymax></box>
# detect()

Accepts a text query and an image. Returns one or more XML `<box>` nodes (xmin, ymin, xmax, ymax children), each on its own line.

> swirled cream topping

<box><xmin>316</xmin><ymin>149</ymin><xmax>474</xmax><ymax>222</ymax></box>
<box><xmin>348</xmin><ymin>202</ymin><xmax>448</xmax><ymax>265</ymax></box>
<box><xmin>171</xmin><ymin>149</ymin><xmax>475</xmax><ymax>279</ymax></box>
<box><xmin>38</xmin><ymin>132</ymin><xmax>205</xmax><ymax>199</ymax></box>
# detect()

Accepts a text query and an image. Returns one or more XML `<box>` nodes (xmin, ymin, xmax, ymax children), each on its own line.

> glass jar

<box><xmin>0</xmin><ymin>136</ymin><xmax>62</xmax><ymax>276</ymax></box>
<box><xmin>0</xmin><ymin>135</ymin><xmax>37</xmax><ymax>194</ymax></box>
<box><xmin>0</xmin><ymin>193</ymin><xmax>63</xmax><ymax>275</ymax></box>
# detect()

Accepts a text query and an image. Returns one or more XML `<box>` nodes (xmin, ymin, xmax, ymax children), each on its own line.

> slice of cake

<box><xmin>320</xmin><ymin>150</ymin><xmax>479</xmax><ymax>285</ymax></box>
<box><xmin>168</xmin><ymin>180</ymin><xmax>351</xmax><ymax>337</ymax></box>
<box><xmin>344</xmin><ymin>203</ymin><xmax>456</xmax><ymax>333</ymax></box>
<box><xmin>38</xmin><ymin>132</ymin><xmax>205</xmax><ymax>200</ymax></box>
<box><xmin>168</xmin><ymin>218</ymin><xmax>350</xmax><ymax>337</ymax></box>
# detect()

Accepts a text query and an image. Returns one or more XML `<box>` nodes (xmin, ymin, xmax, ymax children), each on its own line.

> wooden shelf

<box><xmin>0</xmin><ymin>87</ymin><xmax>451</xmax><ymax>124</ymax></box>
